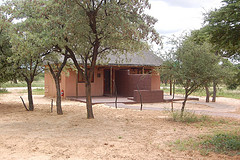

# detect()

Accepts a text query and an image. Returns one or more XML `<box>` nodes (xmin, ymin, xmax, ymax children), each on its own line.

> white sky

<box><xmin>146</xmin><ymin>0</ymin><xmax>223</xmax><ymax>51</ymax></box>
<box><xmin>147</xmin><ymin>0</ymin><xmax>223</xmax><ymax>36</ymax></box>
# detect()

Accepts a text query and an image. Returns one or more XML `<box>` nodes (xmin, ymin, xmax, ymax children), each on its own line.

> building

<box><xmin>44</xmin><ymin>51</ymin><xmax>164</xmax><ymax>102</ymax></box>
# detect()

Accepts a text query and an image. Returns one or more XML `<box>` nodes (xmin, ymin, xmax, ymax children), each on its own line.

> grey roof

<box><xmin>44</xmin><ymin>50</ymin><xmax>163</xmax><ymax>67</ymax></box>
<box><xmin>97</xmin><ymin>51</ymin><xmax>163</xmax><ymax>67</ymax></box>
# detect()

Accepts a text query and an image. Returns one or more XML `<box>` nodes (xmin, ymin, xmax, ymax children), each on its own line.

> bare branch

<box><xmin>98</xmin><ymin>47</ymin><xmax>110</xmax><ymax>54</ymax></box>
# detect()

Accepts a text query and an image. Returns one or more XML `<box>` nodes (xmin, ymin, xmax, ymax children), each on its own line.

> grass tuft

<box><xmin>0</xmin><ymin>88</ymin><xmax>9</xmax><ymax>94</ymax></box>
<box><xmin>170</xmin><ymin>111</ymin><xmax>211</xmax><ymax>123</ymax></box>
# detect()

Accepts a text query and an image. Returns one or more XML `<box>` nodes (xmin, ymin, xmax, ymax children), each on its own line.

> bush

<box><xmin>201</xmin><ymin>131</ymin><xmax>240</xmax><ymax>155</ymax></box>
<box><xmin>171</xmin><ymin>130</ymin><xmax>240</xmax><ymax>156</ymax></box>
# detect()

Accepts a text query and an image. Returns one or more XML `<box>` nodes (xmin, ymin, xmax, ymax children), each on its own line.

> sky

<box><xmin>147</xmin><ymin>0</ymin><xmax>223</xmax><ymax>37</ymax></box>
<box><xmin>145</xmin><ymin>0</ymin><xmax>223</xmax><ymax>51</ymax></box>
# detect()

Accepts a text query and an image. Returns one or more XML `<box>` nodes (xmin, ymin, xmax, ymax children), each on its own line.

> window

<box><xmin>144</xmin><ymin>69</ymin><xmax>152</xmax><ymax>74</ymax></box>
<box><xmin>78</xmin><ymin>70</ymin><xmax>94</xmax><ymax>83</ymax></box>
<box><xmin>130</xmin><ymin>68</ymin><xmax>152</xmax><ymax>74</ymax></box>
<box><xmin>130</xmin><ymin>68</ymin><xmax>142</xmax><ymax>74</ymax></box>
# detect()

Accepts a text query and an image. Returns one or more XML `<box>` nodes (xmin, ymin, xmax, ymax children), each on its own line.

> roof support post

<box><xmin>110</xmin><ymin>67</ymin><xmax>113</xmax><ymax>96</ymax></box>
<box><xmin>76</xmin><ymin>72</ymin><xmax>78</xmax><ymax>97</ymax></box>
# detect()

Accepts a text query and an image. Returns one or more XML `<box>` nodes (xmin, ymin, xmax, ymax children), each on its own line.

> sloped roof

<box><xmin>97</xmin><ymin>51</ymin><xmax>163</xmax><ymax>67</ymax></box>
<box><xmin>44</xmin><ymin>50</ymin><xmax>163</xmax><ymax>67</ymax></box>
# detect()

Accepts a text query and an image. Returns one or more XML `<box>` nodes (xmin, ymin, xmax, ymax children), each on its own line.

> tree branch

<box><xmin>98</xmin><ymin>47</ymin><xmax>110</xmax><ymax>54</ymax></box>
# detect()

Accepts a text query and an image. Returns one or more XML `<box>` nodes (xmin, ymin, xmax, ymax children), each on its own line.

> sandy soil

<box><xmin>0</xmin><ymin>91</ymin><xmax>240</xmax><ymax>160</ymax></box>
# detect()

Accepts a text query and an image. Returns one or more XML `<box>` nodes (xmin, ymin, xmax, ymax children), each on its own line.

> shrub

<box><xmin>201</xmin><ymin>131</ymin><xmax>240</xmax><ymax>155</ymax></box>
<box><xmin>171</xmin><ymin>130</ymin><xmax>240</xmax><ymax>156</ymax></box>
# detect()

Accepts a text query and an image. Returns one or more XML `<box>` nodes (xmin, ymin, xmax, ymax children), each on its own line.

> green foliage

<box><xmin>162</xmin><ymin>34</ymin><xmax>221</xmax><ymax>95</ymax></box>
<box><xmin>0</xmin><ymin>12</ymin><xmax>15</xmax><ymax>84</ymax></box>
<box><xmin>171</xmin><ymin>129</ymin><xmax>240</xmax><ymax>156</ymax></box>
<box><xmin>1</xmin><ymin>78</ymin><xmax>44</xmax><ymax>88</ymax></box>
<box><xmin>225</xmin><ymin>64</ymin><xmax>240</xmax><ymax>89</ymax></box>
<box><xmin>160</xmin><ymin>33</ymin><xmax>221</xmax><ymax>114</ymax></box>
<box><xmin>204</xmin><ymin>0</ymin><xmax>240</xmax><ymax>58</ymax></box>
<box><xmin>201</xmin><ymin>131</ymin><xmax>240</xmax><ymax>155</ymax></box>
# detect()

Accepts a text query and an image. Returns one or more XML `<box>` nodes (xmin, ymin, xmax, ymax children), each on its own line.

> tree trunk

<box><xmin>27</xmin><ymin>81</ymin><xmax>34</xmax><ymax>111</ymax></box>
<box><xmin>181</xmin><ymin>92</ymin><xmax>188</xmax><ymax>117</ymax></box>
<box><xmin>13</xmin><ymin>77</ymin><xmax>18</xmax><ymax>84</ymax></box>
<box><xmin>170</xmin><ymin>79</ymin><xmax>172</xmax><ymax>95</ymax></box>
<box><xmin>171</xmin><ymin>80</ymin><xmax>175</xmax><ymax>112</ymax></box>
<box><xmin>55</xmin><ymin>78</ymin><xmax>63</xmax><ymax>115</ymax></box>
<box><xmin>85</xmin><ymin>80</ymin><xmax>94</xmax><ymax>119</ymax></box>
<box><xmin>212</xmin><ymin>81</ymin><xmax>217</xmax><ymax>102</ymax></box>
<box><xmin>47</xmin><ymin>53</ymin><xmax>68</xmax><ymax>115</ymax></box>
<box><xmin>205</xmin><ymin>85</ymin><xmax>210</xmax><ymax>102</ymax></box>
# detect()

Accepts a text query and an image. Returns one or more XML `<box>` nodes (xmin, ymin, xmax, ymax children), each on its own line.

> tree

<box><xmin>0</xmin><ymin>10</ymin><xmax>14</xmax><ymax>85</ymax></box>
<box><xmin>8</xmin><ymin>28</ymin><xmax>45</xmax><ymax>111</ymax></box>
<box><xmin>44</xmin><ymin>49</ymin><xmax>71</xmax><ymax>115</ymax></box>
<box><xmin>62</xmin><ymin>0</ymin><xmax>161</xmax><ymax>119</ymax></box>
<box><xmin>190</xmin><ymin>29</ymin><xmax>230</xmax><ymax>103</ymax></box>
<box><xmin>161</xmin><ymin>34</ymin><xmax>220</xmax><ymax>116</ymax></box>
<box><xmin>204</xmin><ymin>0</ymin><xmax>240</xmax><ymax>58</ymax></box>
<box><xmin>224</xmin><ymin>62</ymin><xmax>240</xmax><ymax>89</ymax></box>
<box><xmin>3</xmin><ymin>0</ymin><xmax>71</xmax><ymax>114</ymax></box>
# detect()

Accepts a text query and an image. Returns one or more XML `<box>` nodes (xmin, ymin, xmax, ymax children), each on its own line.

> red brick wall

<box><xmin>115</xmin><ymin>70</ymin><xmax>154</xmax><ymax>97</ymax></box>
<box><xmin>133</xmin><ymin>90</ymin><xmax>164</xmax><ymax>103</ymax></box>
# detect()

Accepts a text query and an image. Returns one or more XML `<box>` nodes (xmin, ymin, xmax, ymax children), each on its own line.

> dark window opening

<box><xmin>78</xmin><ymin>70</ymin><xmax>94</xmax><ymax>83</ymax></box>
<box><xmin>130</xmin><ymin>68</ymin><xmax>152</xmax><ymax>74</ymax></box>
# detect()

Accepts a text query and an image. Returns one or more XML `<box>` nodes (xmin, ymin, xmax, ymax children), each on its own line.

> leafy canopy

<box><xmin>204</xmin><ymin>0</ymin><xmax>240</xmax><ymax>58</ymax></box>
<box><xmin>0</xmin><ymin>10</ymin><xmax>14</xmax><ymax>84</ymax></box>
<box><xmin>161</xmin><ymin>33</ymin><xmax>221</xmax><ymax>96</ymax></box>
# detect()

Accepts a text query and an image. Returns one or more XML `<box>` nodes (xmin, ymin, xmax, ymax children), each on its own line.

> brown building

<box><xmin>44</xmin><ymin>51</ymin><xmax>164</xmax><ymax>102</ymax></box>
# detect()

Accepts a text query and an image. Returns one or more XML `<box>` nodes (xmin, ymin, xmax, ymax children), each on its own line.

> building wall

<box><xmin>44</xmin><ymin>71</ymin><xmax>57</xmax><ymax>98</ymax></box>
<box><xmin>133</xmin><ymin>90</ymin><xmax>164</xmax><ymax>103</ymax></box>
<box><xmin>115</xmin><ymin>70</ymin><xmax>160</xmax><ymax>97</ymax></box>
<box><xmin>45</xmin><ymin>66</ymin><xmax>161</xmax><ymax>98</ymax></box>
<box><xmin>151</xmin><ymin>74</ymin><xmax>160</xmax><ymax>90</ymax></box>
<box><xmin>73</xmin><ymin>68</ymin><xmax>104</xmax><ymax>97</ymax></box>
<box><xmin>44</xmin><ymin>67</ymin><xmax>104</xmax><ymax>98</ymax></box>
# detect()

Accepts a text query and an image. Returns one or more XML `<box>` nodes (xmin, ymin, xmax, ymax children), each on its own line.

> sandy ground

<box><xmin>0</xmin><ymin>91</ymin><xmax>240</xmax><ymax>160</ymax></box>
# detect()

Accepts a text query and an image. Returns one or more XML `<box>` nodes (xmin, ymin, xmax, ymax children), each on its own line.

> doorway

<box><xmin>104</xmin><ymin>69</ymin><xmax>110</xmax><ymax>95</ymax></box>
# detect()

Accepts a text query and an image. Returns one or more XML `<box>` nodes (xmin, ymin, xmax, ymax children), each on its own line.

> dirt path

<box><xmin>124</xmin><ymin>96</ymin><xmax>240</xmax><ymax>119</ymax></box>
<box><xmin>0</xmin><ymin>91</ymin><xmax>239</xmax><ymax>160</ymax></box>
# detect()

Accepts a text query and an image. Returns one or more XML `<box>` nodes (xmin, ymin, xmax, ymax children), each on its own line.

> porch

<box><xmin>66</xmin><ymin>95</ymin><xmax>199</xmax><ymax>104</ymax></box>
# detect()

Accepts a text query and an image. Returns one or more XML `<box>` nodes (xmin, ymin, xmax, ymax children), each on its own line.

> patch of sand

<box><xmin>0</xmin><ymin>91</ymin><xmax>239</xmax><ymax>160</ymax></box>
